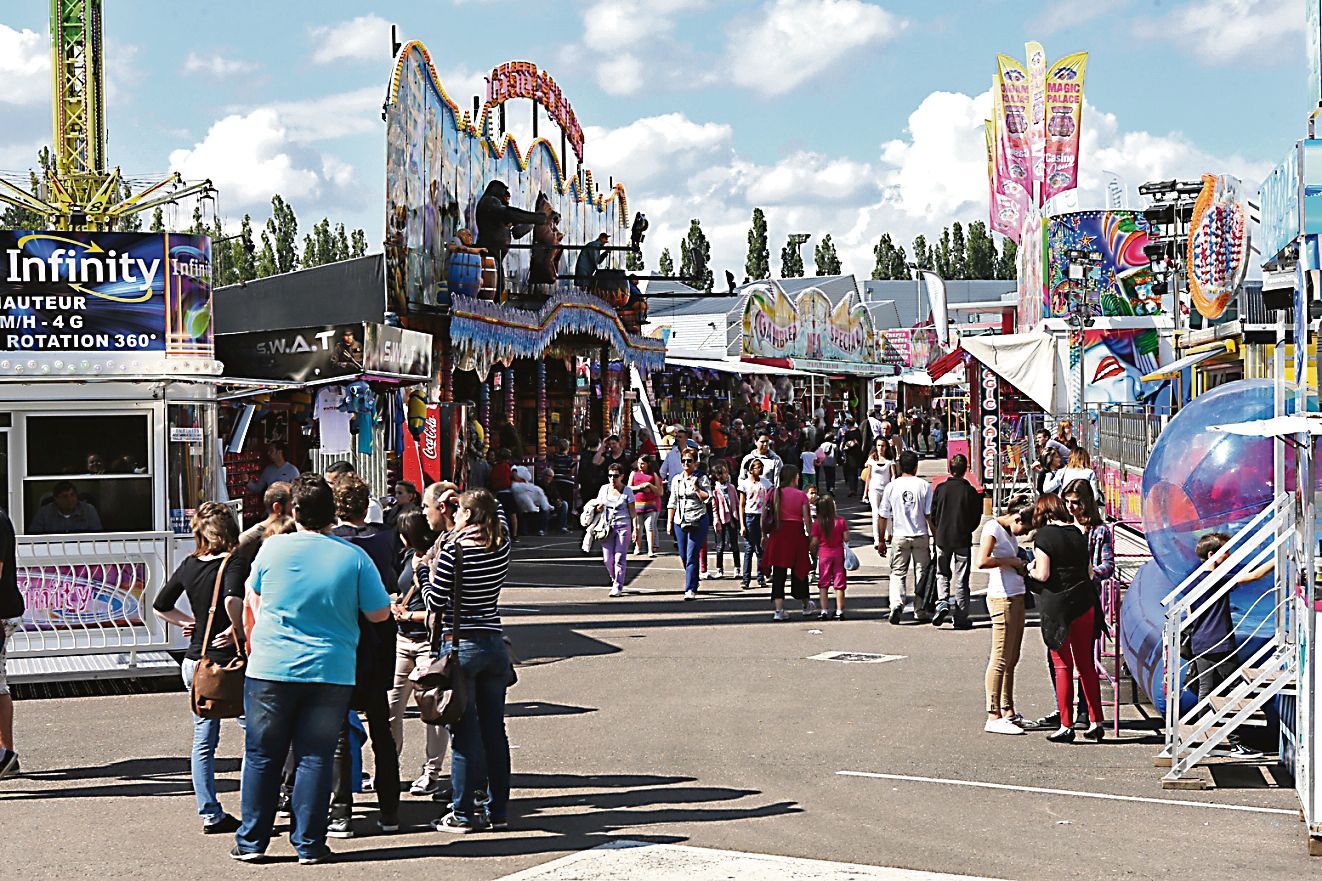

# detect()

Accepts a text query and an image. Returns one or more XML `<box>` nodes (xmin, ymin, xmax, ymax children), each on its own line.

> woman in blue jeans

<box><xmin>666</xmin><ymin>452</ymin><xmax>711</xmax><ymax>601</ymax></box>
<box><xmin>152</xmin><ymin>503</ymin><xmax>244</xmax><ymax>833</ymax></box>
<box><xmin>420</xmin><ymin>488</ymin><xmax>514</xmax><ymax>832</ymax></box>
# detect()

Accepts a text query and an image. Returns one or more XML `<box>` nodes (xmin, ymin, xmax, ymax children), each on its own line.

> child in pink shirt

<box><xmin>810</xmin><ymin>494</ymin><xmax>848</xmax><ymax>620</ymax></box>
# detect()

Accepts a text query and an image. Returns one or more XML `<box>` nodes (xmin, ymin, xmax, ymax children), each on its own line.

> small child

<box><xmin>708</xmin><ymin>462</ymin><xmax>741</xmax><ymax>579</ymax></box>
<box><xmin>805</xmin><ymin>484</ymin><xmax>819</xmax><ymax>583</ymax></box>
<box><xmin>810</xmin><ymin>493</ymin><xmax>848</xmax><ymax>620</ymax></box>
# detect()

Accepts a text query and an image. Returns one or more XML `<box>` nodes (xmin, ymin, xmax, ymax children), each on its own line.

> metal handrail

<box><xmin>1160</xmin><ymin>496</ymin><xmax>1287</xmax><ymax>611</ymax></box>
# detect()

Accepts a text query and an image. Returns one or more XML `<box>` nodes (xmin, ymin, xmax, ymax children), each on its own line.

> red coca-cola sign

<box><xmin>420</xmin><ymin>403</ymin><xmax>441</xmax><ymax>484</ymax></box>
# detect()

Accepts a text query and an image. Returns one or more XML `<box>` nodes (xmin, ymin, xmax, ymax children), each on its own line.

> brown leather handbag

<box><xmin>190</xmin><ymin>556</ymin><xmax>247</xmax><ymax>719</ymax></box>
<box><xmin>409</xmin><ymin>543</ymin><xmax>468</xmax><ymax>726</ymax></box>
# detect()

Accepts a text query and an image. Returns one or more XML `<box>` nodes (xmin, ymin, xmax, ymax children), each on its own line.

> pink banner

<box><xmin>987</xmin><ymin>119</ymin><xmax>1018</xmax><ymax>239</ymax></box>
<box><xmin>995</xmin><ymin>56</ymin><xmax>1032</xmax><ymax>235</ymax></box>
<box><xmin>1026</xmin><ymin>42</ymin><xmax>1048</xmax><ymax>199</ymax></box>
<box><xmin>1042</xmin><ymin>52</ymin><xmax>1087</xmax><ymax>204</ymax></box>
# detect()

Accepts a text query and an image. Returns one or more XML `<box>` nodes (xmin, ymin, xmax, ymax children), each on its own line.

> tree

<box><xmin>264</xmin><ymin>195</ymin><xmax>299</xmax><ymax>274</ymax></box>
<box><xmin>149</xmin><ymin>207</ymin><xmax>165</xmax><ymax>232</ymax></box>
<box><xmin>350</xmin><ymin>229</ymin><xmax>368</xmax><ymax>258</ymax></box>
<box><xmin>191</xmin><ymin>205</ymin><xmax>206</xmax><ymax>236</ymax></box>
<box><xmin>814</xmin><ymin>234</ymin><xmax>841</xmax><ymax>276</ymax></box>
<box><xmin>780</xmin><ymin>238</ymin><xmax>804</xmax><ymax>278</ymax></box>
<box><xmin>235</xmin><ymin>214</ymin><xmax>258</xmax><ymax>282</ymax></box>
<box><xmin>334</xmin><ymin>223</ymin><xmax>352</xmax><ymax>262</ymax></box>
<box><xmin>933</xmin><ymin>227</ymin><xmax>952</xmax><ymax>278</ymax></box>
<box><xmin>996</xmin><ymin>236</ymin><xmax>1018</xmax><ymax>280</ymax></box>
<box><xmin>966</xmin><ymin>220</ymin><xmax>998</xmax><ymax>279</ymax></box>
<box><xmin>300</xmin><ymin>233</ymin><xmax>317</xmax><ymax>269</ymax></box>
<box><xmin>256</xmin><ymin>231</ymin><xmax>278</xmax><ymax>278</ymax></box>
<box><xmin>678</xmin><ymin>219</ymin><xmax>713</xmax><ymax>292</ymax></box>
<box><xmin>912</xmin><ymin>234</ymin><xmax>930</xmax><ymax>270</ymax></box>
<box><xmin>115</xmin><ymin>181</ymin><xmax>143</xmax><ymax>232</ymax></box>
<box><xmin>210</xmin><ymin>217</ymin><xmax>238</xmax><ymax>288</ymax></box>
<box><xmin>625</xmin><ymin>247</ymin><xmax>644</xmax><ymax>271</ymax></box>
<box><xmin>949</xmin><ymin>221</ymin><xmax>967</xmax><ymax>279</ymax></box>
<box><xmin>658</xmin><ymin>248</ymin><xmax>674</xmax><ymax>277</ymax></box>
<box><xmin>745</xmin><ymin>208</ymin><xmax>770</xmax><ymax>280</ymax></box>
<box><xmin>871</xmin><ymin>233</ymin><xmax>911</xmax><ymax>280</ymax></box>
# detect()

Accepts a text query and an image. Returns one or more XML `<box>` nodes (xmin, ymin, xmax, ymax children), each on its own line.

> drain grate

<box><xmin>808</xmin><ymin>651</ymin><xmax>906</xmax><ymax>664</ymax></box>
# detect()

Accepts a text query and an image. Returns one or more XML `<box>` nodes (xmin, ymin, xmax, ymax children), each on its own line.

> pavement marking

<box><xmin>837</xmin><ymin>771</ymin><xmax>1299</xmax><ymax>816</ymax></box>
<box><xmin>493</xmin><ymin>840</ymin><xmax>1008</xmax><ymax>881</ymax></box>
<box><xmin>809</xmin><ymin>651</ymin><xmax>907</xmax><ymax>664</ymax></box>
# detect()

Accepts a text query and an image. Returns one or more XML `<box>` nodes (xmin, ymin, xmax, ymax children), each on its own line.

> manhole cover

<box><xmin>808</xmin><ymin>651</ymin><xmax>906</xmax><ymax>664</ymax></box>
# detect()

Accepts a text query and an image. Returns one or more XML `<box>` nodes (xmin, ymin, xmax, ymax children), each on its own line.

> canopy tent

<box><xmin>897</xmin><ymin>367</ymin><xmax>965</xmax><ymax>387</ymax></box>
<box><xmin>959</xmin><ymin>331</ymin><xmax>1065</xmax><ymax>412</ymax></box>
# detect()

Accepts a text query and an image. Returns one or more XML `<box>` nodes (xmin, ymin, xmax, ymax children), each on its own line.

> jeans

<box><xmin>448</xmin><ymin>633</ymin><xmax>512</xmax><ymax>825</ymax></box>
<box><xmin>332</xmin><ymin>688</ymin><xmax>400</xmax><ymax>821</ymax></box>
<box><xmin>984</xmin><ymin>596</ymin><xmax>1024</xmax><ymax>714</ymax></box>
<box><xmin>821</xmin><ymin>465</ymin><xmax>836</xmax><ymax>494</ymax></box>
<box><xmin>741</xmin><ymin>514</ymin><xmax>765</xmax><ymax>586</ymax></box>
<box><xmin>602</xmin><ymin>521</ymin><xmax>632</xmax><ymax>590</ymax></box>
<box><xmin>1049</xmin><ymin>608</ymin><xmax>1103</xmax><ymax>725</ymax></box>
<box><xmin>712</xmin><ymin>520</ymin><xmax>740</xmax><ymax>572</ymax></box>
<box><xmin>937</xmin><ymin>546</ymin><xmax>972</xmax><ymax>622</ymax></box>
<box><xmin>388</xmin><ymin>635</ymin><xmax>448</xmax><ymax>780</ymax></box>
<box><xmin>888</xmin><ymin>534</ymin><xmax>931</xmax><ymax>610</ymax></box>
<box><xmin>843</xmin><ymin>462</ymin><xmax>860</xmax><ymax>495</ymax></box>
<box><xmin>673</xmin><ymin>516</ymin><xmax>710</xmax><ymax>594</ymax></box>
<box><xmin>236</xmin><ymin>677</ymin><xmax>354</xmax><ymax>858</ymax></box>
<box><xmin>180</xmin><ymin>657</ymin><xmax>245</xmax><ymax>825</ymax></box>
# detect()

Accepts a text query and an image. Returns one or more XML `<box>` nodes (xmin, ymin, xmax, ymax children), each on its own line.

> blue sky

<box><xmin>0</xmin><ymin>0</ymin><xmax>1310</xmax><ymax>277</ymax></box>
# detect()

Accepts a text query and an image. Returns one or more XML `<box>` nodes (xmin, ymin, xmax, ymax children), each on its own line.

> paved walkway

<box><xmin>2</xmin><ymin>459</ymin><xmax>1311</xmax><ymax>879</ymax></box>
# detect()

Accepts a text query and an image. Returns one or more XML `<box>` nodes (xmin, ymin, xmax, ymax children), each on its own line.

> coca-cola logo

<box><xmin>421</xmin><ymin>413</ymin><xmax>439</xmax><ymax>460</ymax></box>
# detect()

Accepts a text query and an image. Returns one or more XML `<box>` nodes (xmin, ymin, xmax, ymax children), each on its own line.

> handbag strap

<box><xmin>448</xmin><ymin>543</ymin><xmax>464</xmax><ymax>651</ymax></box>
<box><xmin>198</xmin><ymin>554</ymin><xmax>236</xmax><ymax>660</ymax></box>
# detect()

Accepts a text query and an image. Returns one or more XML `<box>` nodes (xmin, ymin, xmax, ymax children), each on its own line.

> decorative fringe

<box><xmin>450</xmin><ymin>291</ymin><xmax>667</xmax><ymax>378</ymax></box>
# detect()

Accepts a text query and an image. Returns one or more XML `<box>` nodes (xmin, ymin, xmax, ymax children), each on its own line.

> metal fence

<box><xmin>10</xmin><ymin>532</ymin><xmax>172</xmax><ymax>659</ymax></box>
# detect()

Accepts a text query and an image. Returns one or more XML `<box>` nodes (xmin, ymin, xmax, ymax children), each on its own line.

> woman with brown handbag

<box><xmin>152</xmin><ymin>503</ymin><xmax>243</xmax><ymax>834</ymax></box>
<box><xmin>419</xmin><ymin>488</ymin><xmax>512</xmax><ymax>833</ymax></box>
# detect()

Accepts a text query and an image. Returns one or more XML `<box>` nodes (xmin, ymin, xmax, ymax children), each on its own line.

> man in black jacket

<box><xmin>930</xmin><ymin>454</ymin><xmax>984</xmax><ymax>629</ymax></box>
<box><xmin>475</xmin><ymin>180</ymin><xmax>546</xmax><ymax>299</ymax></box>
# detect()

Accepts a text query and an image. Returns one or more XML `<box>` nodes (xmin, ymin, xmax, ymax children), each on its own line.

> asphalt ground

<box><xmin>2</xmin><ymin>462</ymin><xmax>1313</xmax><ymax>879</ymax></box>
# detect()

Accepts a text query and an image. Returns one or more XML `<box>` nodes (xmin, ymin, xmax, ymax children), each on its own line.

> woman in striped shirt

<box><xmin>420</xmin><ymin>488</ymin><xmax>513</xmax><ymax>833</ymax></box>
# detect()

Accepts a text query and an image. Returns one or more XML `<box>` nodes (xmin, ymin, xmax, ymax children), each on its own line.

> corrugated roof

<box><xmin>861</xmin><ymin>278</ymin><xmax>1016</xmax><ymax>327</ymax></box>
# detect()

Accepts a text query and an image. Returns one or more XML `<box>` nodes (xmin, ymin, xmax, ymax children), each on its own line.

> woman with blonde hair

<box><xmin>152</xmin><ymin>503</ymin><xmax>244</xmax><ymax>833</ymax></box>
<box><xmin>1045</xmin><ymin>447</ymin><xmax>1100</xmax><ymax>500</ymax></box>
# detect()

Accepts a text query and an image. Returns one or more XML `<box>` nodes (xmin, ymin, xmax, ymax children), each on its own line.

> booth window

<box><xmin>167</xmin><ymin>403</ymin><xmax>216</xmax><ymax>535</ymax></box>
<box><xmin>23</xmin><ymin>413</ymin><xmax>153</xmax><ymax>535</ymax></box>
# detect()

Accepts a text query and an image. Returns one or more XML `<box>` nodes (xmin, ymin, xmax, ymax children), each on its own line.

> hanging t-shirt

<box><xmin>314</xmin><ymin>385</ymin><xmax>352</xmax><ymax>454</ymax></box>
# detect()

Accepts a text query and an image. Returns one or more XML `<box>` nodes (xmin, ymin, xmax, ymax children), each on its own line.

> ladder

<box><xmin>1159</xmin><ymin>493</ymin><xmax>1296</xmax><ymax>784</ymax></box>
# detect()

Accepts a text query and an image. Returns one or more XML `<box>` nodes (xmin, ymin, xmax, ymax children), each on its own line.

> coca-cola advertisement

<box><xmin>420</xmin><ymin>402</ymin><xmax>470</xmax><ymax>486</ymax></box>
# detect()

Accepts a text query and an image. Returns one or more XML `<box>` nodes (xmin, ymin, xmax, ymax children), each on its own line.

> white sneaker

<box><xmin>684</xmin><ymin>590</ymin><xmax>697</xmax><ymax>601</ymax></box>
<box><xmin>984</xmin><ymin>717</ymin><xmax>1026</xmax><ymax>735</ymax></box>
<box><xmin>772</xmin><ymin>610</ymin><xmax>785</xmax><ymax>621</ymax></box>
<box><xmin>716</xmin><ymin>568</ymin><xmax>726</xmax><ymax>578</ymax></box>
<box><xmin>609</xmin><ymin>587</ymin><xmax>623</xmax><ymax>598</ymax></box>
<box><xmin>409</xmin><ymin>774</ymin><xmax>440</xmax><ymax>797</ymax></box>
<box><xmin>703</xmin><ymin>571</ymin><xmax>715</xmax><ymax>580</ymax></box>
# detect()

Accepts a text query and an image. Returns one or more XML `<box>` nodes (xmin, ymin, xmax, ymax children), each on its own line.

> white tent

<box><xmin>960</xmin><ymin>332</ymin><xmax>1067</xmax><ymax>412</ymax></box>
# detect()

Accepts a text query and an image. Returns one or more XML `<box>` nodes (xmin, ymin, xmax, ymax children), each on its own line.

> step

<box><xmin>1206</xmin><ymin>697</ymin><xmax>1270</xmax><ymax>727</ymax></box>
<box><xmin>1241</xmin><ymin>665</ymin><xmax>1289</xmax><ymax>684</ymax></box>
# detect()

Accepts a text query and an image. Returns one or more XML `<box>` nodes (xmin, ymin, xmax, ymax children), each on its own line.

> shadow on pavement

<box><xmin>336</xmin><ymin>771</ymin><xmax>801</xmax><ymax>864</ymax></box>
<box><xmin>1</xmin><ymin>755</ymin><xmax>235</xmax><ymax>800</ymax></box>
<box><xmin>506</xmin><ymin>701</ymin><xmax>598</xmax><ymax>718</ymax></box>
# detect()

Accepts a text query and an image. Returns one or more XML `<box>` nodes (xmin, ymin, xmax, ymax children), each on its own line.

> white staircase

<box><xmin>1159</xmin><ymin>494</ymin><xmax>1296</xmax><ymax>785</ymax></box>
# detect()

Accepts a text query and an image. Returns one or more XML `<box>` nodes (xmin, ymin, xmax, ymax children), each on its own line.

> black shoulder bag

<box><xmin>408</xmin><ymin>543</ymin><xmax>468</xmax><ymax>726</ymax></box>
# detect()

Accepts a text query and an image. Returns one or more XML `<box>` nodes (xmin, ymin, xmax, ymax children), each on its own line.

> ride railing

<box><xmin>1159</xmin><ymin>494</ymin><xmax>1294</xmax><ymax>770</ymax></box>
<box><xmin>10</xmin><ymin>531</ymin><xmax>174</xmax><ymax>658</ymax></box>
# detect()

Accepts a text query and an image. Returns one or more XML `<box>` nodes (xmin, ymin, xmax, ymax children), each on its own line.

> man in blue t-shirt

<box><xmin>232</xmin><ymin>475</ymin><xmax>391</xmax><ymax>865</ymax></box>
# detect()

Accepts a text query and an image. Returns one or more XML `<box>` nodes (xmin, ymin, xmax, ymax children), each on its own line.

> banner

<box><xmin>740</xmin><ymin>281</ymin><xmax>878</xmax><ymax>367</ymax></box>
<box><xmin>1042</xmin><ymin>52</ymin><xmax>1088</xmax><ymax>204</ymax></box>
<box><xmin>21</xmin><ymin>561</ymin><xmax>147</xmax><ymax>630</ymax></box>
<box><xmin>363</xmin><ymin>323</ymin><xmax>433</xmax><ymax>378</ymax></box>
<box><xmin>995</xmin><ymin>56</ymin><xmax>1033</xmax><ymax>228</ymax></box>
<box><xmin>0</xmin><ymin>230</ymin><xmax>212</xmax><ymax>357</ymax></box>
<box><xmin>1187</xmin><ymin>173</ymin><xmax>1250</xmax><ymax>321</ymax></box>
<box><xmin>986</xmin><ymin>118</ymin><xmax>1019</xmax><ymax>240</ymax></box>
<box><xmin>1026</xmin><ymin>41</ymin><xmax>1048</xmax><ymax>197</ymax></box>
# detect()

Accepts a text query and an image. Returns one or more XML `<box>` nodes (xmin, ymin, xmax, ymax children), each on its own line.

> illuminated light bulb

<box><xmin>92</xmin><ymin>364</ymin><xmax>103</xmax><ymax>374</ymax></box>
<box><xmin>39</xmin><ymin>364</ymin><xmax>51</xmax><ymax>374</ymax></box>
<box><xmin>26</xmin><ymin>360</ymin><xmax>36</xmax><ymax>370</ymax></box>
<box><xmin>0</xmin><ymin>360</ymin><xmax>10</xmax><ymax>370</ymax></box>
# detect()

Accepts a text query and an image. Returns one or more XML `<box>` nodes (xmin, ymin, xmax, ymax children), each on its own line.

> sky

<box><xmin>0</xmin><ymin>0</ymin><xmax>1311</xmax><ymax>282</ymax></box>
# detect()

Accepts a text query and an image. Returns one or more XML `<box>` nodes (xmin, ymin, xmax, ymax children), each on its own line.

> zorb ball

<box><xmin>1141</xmin><ymin>379</ymin><xmax>1280</xmax><ymax>583</ymax></box>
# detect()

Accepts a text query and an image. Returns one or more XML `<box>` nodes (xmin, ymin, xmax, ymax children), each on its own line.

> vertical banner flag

<box><xmin>995</xmin><ymin>56</ymin><xmax>1032</xmax><ymax>233</ymax></box>
<box><xmin>1042</xmin><ymin>52</ymin><xmax>1088</xmax><ymax>204</ymax></box>
<box><xmin>1026</xmin><ymin>41</ymin><xmax>1048</xmax><ymax>202</ymax></box>
<box><xmin>985</xmin><ymin>120</ymin><xmax>1017</xmax><ymax>238</ymax></box>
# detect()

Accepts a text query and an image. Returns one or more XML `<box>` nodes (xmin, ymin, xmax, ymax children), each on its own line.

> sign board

<box><xmin>217</xmin><ymin>323</ymin><xmax>432</xmax><ymax>382</ymax></box>
<box><xmin>0</xmin><ymin>230</ymin><xmax>213</xmax><ymax>358</ymax></box>
<box><xmin>20</xmin><ymin>561</ymin><xmax>147</xmax><ymax>630</ymax></box>
<box><xmin>980</xmin><ymin>366</ymin><xmax>1000</xmax><ymax>487</ymax></box>
<box><xmin>740</xmin><ymin>280</ymin><xmax>882</xmax><ymax>371</ymax></box>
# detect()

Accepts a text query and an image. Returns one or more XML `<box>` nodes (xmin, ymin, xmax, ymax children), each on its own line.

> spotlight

<box><xmin>1139</xmin><ymin>179</ymin><xmax>1177</xmax><ymax>196</ymax></box>
<box><xmin>1143</xmin><ymin>204</ymin><xmax>1174</xmax><ymax>226</ymax></box>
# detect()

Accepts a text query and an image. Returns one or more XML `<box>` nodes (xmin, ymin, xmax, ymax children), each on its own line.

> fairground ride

<box><xmin>0</xmin><ymin>0</ymin><xmax>214</xmax><ymax>231</ymax></box>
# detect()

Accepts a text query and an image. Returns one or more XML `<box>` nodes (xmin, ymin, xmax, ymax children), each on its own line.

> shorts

<box><xmin>800</xmin><ymin>472</ymin><xmax>816</xmax><ymax>488</ymax></box>
<box><xmin>0</xmin><ymin>616</ymin><xmax>23</xmax><ymax>696</ymax></box>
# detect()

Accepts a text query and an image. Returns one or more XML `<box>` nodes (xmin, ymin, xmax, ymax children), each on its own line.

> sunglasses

<box><xmin>682</xmin><ymin>458</ymin><xmax>696</xmax><ymax>464</ymax></box>
<box><xmin>609</xmin><ymin>472</ymin><xmax>624</xmax><ymax>479</ymax></box>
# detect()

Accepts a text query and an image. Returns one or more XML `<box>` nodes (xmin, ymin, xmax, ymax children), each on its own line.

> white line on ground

<box><xmin>493</xmin><ymin>840</ymin><xmax>1008</xmax><ymax>881</ymax></box>
<box><xmin>837</xmin><ymin>770</ymin><xmax>1298</xmax><ymax>816</ymax></box>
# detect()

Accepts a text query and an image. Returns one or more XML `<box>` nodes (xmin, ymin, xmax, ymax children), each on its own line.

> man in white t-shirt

<box><xmin>878</xmin><ymin>450</ymin><xmax>934</xmax><ymax>624</ymax></box>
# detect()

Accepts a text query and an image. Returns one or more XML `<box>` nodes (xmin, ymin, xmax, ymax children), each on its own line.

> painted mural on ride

<box><xmin>739</xmin><ymin>281</ymin><xmax>882</xmax><ymax>373</ymax></box>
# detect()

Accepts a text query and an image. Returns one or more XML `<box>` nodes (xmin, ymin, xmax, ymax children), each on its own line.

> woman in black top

<box><xmin>387</xmin><ymin>509</ymin><xmax>447</xmax><ymax>797</ymax></box>
<box><xmin>420</xmin><ymin>488</ymin><xmax>512</xmax><ymax>833</ymax></box>
<box><xmin>1027</xmin><ymin>493</ymin><xmax>1105</xmax><ymax>743</ymax></box>
<box><xmin>151</xmin><ymin>503</ymin><xmax>242</xmax><ymax>833</ymax></box>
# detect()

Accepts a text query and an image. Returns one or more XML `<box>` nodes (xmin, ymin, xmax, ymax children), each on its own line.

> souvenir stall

<box><xmin>214</xmin><ymin>320</ymin><xmax>433</xmax><ymax>526</ymax></box>
<box><xmin>0</xmin><ymin>230</ymin><xmax>249</xmax><ymax>684</ymax></box>
<box><xmin>383</xmin><ymin>45</ymin><xmax>666</xmax><ymax>479</ymax></box>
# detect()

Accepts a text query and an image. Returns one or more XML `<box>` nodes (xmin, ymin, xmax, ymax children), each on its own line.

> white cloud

<box><xmin>310</xmin><ymin>14</ymin><xmax>394</xmax><ymax>65</ymax></box>
<box><xmin>1151</xmin><ymin>0</ymin><xmax>1302</xmax><ymax>63</ymax></box>
<box><xmin>571</xmin><ymin>0</ymin><xmax>710</xmax><ymax>96</ymax></box>
<box><xmin>183</xmin><ymin>51</ymin><xmax>258</xmax><ymax>77</ymax></box>
<box><xmin>0</xmin><ymin>24</ymin><xmax>51</xmax><ymax>105</ymax></box>
<box><xmin>596</xmin><ymin>55</ymin><xmax>645</xmax><ymax>96</ymax></box>
<box><xmin>727</xmin><ymin>0</ymin><xmax>907</xmax><ymax>96</ymax></box>
<box><xmin>586</xmin><ymin>113</ymin><xmax>733</xmax><ymax>182</ymax></box>
<box><xmin>168</xmin><ymin>108</ymin><xmax>358</xmax><ymax>213</ymax></box>
<box><xmin>263</xmin><ymin>87</ymin><xmax>383</xmax><ymax>141</ymax></box>
<box><xmin>1037</xmin><ymin>0</ymin><xmax>1128</xmax><ymax>36</ymax></box>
